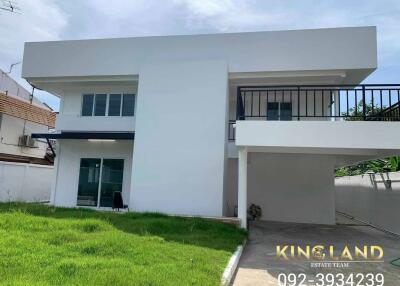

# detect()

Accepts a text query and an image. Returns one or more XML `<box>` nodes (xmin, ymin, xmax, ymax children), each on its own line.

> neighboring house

<box><xmin>22</xmin><ymin>26</ymin><xmax>400</xmax><ymax>228</ymax></box>
<box><xmin>0</xmin><ymin>70</ymin><xmax>56</xmax><ymax>164</ymax></box>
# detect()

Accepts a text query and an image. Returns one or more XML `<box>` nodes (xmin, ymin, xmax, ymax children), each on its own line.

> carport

<box><xmin>235</xmin><ymin>120</ymin><xmax>400</xmax><ymax>228</ymax></box>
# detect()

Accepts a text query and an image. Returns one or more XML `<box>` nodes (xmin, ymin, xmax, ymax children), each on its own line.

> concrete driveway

<box><xmin>233</xmin><ymin>219</ymin><xmax>400</xmax><ymax>286</ymax></box>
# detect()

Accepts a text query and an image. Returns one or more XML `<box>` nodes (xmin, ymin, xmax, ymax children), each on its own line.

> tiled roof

<box><xmin>0</xmin><ymin>93</ymin><xmax>56</xmax><ymax>127</ymax></box>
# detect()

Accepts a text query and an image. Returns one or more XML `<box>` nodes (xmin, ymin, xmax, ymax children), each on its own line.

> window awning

<box><xmin>31</xmin><ymin>131</ymin><xmax>135</xmax><ymax>140</ymax></box>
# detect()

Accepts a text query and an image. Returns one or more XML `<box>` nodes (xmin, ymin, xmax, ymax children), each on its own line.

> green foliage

<box><xmin>0</xmin><ymin>203</ymin><xmax>246</xmax><ymax>286</ymax></box>
<box><xmin>342</xmin><ymin>100</ymin><xmax>383</xmax><ymax>120</ymax></box>
<box><xmin>335</xmin><ymin>156</ymin><xmax>400</xmax><ymax>177</ymax></box>
<box><xmin>390</xmin><ymin>156</ymin><xmax>400</xmax><ymax>171</ymax></box>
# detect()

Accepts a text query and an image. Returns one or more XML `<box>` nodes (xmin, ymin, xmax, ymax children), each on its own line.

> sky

<box><xmin>0</xmin><ymin>0</ymin><xmax>399</xmax><ymax>111</ymax></box>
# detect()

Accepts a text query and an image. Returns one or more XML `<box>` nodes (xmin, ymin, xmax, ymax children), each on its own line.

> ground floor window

<box><xmin>77</xmin><ymin>158</ymin><xmax>124</xmax><ymax>207</ymax></box>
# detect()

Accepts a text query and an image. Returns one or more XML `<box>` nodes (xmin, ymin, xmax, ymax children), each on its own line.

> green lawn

<box><xmin>0</xmin><ymin>203</ymin><xmax>246</xmax><ymax>286</ymax></box>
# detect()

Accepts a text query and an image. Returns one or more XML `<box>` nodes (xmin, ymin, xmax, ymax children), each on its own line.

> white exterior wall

<box><xmin>23</xmin><ymin>27</ymin><xmax>376</xmax><ymax>78</ymax></box>
<box><xmin>0</xmin><ymin>114</ymin><xmax>48</xmax><ymax>158</ymax></box>
<box><xmin>130</xmin><ymin>60</ymin><xmax>228</xmax><ymax>216</ymax></box>
<box><xmin>236</xmin><ymin>121</ymin><xmax>400</xmax><ymax>151</ymax></box>
<box><xmin>225</xmin><ymin>153</ymin><xmax>336</xmax><ymax>224</ymax></box>
<box><xmin>0</xmin><ymin>71</ymin><xmax>31</xmax><ymax>100</ymax></box>
<box><xmin>224</xmin><ymin>159</ymin><xmax>239</xmax><ymax>215</ymax></box>
<box><xmin>53</xmin><ymin>140</ymin><xmax>133</xmax><ymax>207</ymax></box>
<box><xmin>0</xmin><ymin>161</ymin><xmax>53</xmax><ymax>202</ymax></box>
<box><xmin>56</xmin><ymin>83</ymin><xmax>137</xmax><ymax>132</ymax></box>
<box><xmin>56</xmin><ymin>115</ymin><xmax>135</xmax><ymax>132</ymax></box>
<box><xmin>335</xmin><ymin>172</ymin><xmax>400</xmax><ymax>234</ymax></box>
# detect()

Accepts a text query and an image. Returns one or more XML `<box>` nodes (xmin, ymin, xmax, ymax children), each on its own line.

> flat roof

<box><xmin>22</xmin><ymin>26</ymin><xmax>377</xmax><ymax>84</ymax></box>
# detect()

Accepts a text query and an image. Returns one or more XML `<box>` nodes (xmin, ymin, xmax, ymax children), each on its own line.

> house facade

<box><xmin>0</xmin><ymin>70</ymin><xmax>56</xmax><ymax>164</ymax></box>
<box><xmin>23</xmin><ymin>26</ymin><xmax>400</xmax><ymax>228</ymax></box>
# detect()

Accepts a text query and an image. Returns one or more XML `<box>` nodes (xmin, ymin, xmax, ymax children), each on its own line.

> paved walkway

<box><xmin>233</xmin><ymin>220</ymin><xmax>400</xmax><ymax>285</ymax></box>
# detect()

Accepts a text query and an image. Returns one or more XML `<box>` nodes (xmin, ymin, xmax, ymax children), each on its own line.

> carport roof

<box><xmin>31</xmin><ymin>131</ymin><xmax>135</xmax><ymax>140</ymax></box>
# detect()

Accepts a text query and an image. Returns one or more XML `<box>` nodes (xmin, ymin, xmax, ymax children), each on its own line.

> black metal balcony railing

<box><xmin>229</xmin><ymin>84</ymin><xmax>400</xmax><ymax>141</ymax></box>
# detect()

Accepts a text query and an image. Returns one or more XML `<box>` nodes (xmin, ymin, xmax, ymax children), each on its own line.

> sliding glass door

<box><xmin>77</xmin><ymin>158</ymin><xmax>124</xmax><ymax>207</ymax></box>
<box><xmin>99</xmin><ymin>159</ymin><xmax>124</xmax><ymax>207</ymax></box>
<box><xmin>77</xmin><ymin>159</ymin><xmax>101</xmax><ymax>206</ymax></box>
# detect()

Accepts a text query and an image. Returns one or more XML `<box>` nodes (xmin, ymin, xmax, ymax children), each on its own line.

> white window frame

<box><xmin>108</xmin><ymin>93</ymin><xmax>123</xmax><ymax>117</ymax></box>
<box><xmin>81</xmin><ymin>93</ymin><xmax>135</xmax><ymax>117</ymax></box>
<box><xmin>94</xmin><ymin>94</ymin><xmax>108</xmax><ymax>117</ymax></box>
<box><xmin>81</xmin><ymin>93</ymin><xmax>95</xmax><ymax>116</ymax></box>
<box><xmin>121</xmin><ymin>93</ymin><xmax>135</xmax><ymax>117</ymax></box>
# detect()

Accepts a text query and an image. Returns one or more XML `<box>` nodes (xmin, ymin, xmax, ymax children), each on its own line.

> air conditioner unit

<box><xmin>18</xmin><ymin>135</ymin><xmax>37</xmax><ymax>148</ymax></box>
<box><xmin>27</xmin><ymin>137</ymin><xmax>37</xmax><ymax>148</ymax></box>
<box><xmin>18</xmin><ymin>135</ymin><xmax>29</xmax><ymax>146</ymax></box>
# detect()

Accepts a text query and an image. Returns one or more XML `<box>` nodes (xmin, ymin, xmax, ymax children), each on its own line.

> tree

<box><xmin>343</xmin><ymin>100</ymin><xmax>383</xmax><ymax>120</ymax></box>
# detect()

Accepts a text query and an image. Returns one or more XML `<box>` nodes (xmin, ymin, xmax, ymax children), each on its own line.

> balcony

<box><xmin>229</xmin><ymin>84</ymin><xmax>400</xmax><ymax>141</ymax></box>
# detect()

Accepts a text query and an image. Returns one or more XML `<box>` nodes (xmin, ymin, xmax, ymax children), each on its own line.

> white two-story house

<box><xmin>23</xmin><ymin>26</ymin><xmax>400</xmax><ymax>228</ymax></box>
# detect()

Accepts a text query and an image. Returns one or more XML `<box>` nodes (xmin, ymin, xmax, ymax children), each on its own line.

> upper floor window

<box><xmin>267</xmin><ymin>102</ymin><xmax>292</xmax><ymax>121</ymax></box>
<box><xmin>122</xmin><ymin>94</ymin><xmax>135</xmax><ymax>116</ymax></box>
<box><xmin>108</xmin><ymin>94</ymin><xmax>122</xmax><ymax>116</ymax></box>
<box><xmin>81</xmin><ymin>93</ymin><xmax>135</xmax><ymax>117</ymax></box>
<box><xmin>81</xmin><ymin>94</ymin><xmax>94</xmax><ymax>116</ymax></box>
<box><xmin>94</xmin><ymin>94</ymin><xmax>107</xmax><ymax>116</ymax></box>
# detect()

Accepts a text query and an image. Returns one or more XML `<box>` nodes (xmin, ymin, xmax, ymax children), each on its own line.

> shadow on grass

<box><xmin>0</xmin><ymin>202</ymin><xmax>247</xmax><ymax>252</ymax></box>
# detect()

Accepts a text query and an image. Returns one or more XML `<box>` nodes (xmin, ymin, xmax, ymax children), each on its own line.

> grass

<box><xmin>0</xmin><ymin>202</ymin><xmax>246</xmax><ymax>286</ymax></box>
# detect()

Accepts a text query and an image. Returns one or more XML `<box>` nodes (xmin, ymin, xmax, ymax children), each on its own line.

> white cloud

<box><xmin>79</xmin><ymin>0</ymin><xmax>183</xmax><ymax>38</ymax></box>
<box><xmin>176</xmin><ymin>0</ymin><xmax>400</xmax><ymax>64</ymax></box>
<box><xmin>60</xmin><ymin>0</ymin><xmax>400</xmax><ymax>64</ymax></box>
<box><xmin>176</xmin><ymin>0</ymin><xmax>236</xmax><ymax>17</ymax></box>
<box><xmin>174</xmin><ymin>0</ymin><xmax>290</xmax><ymax>31</ymax></box>
<box><xmin>0</xmin><ymin>0</ymin><xmax>67</xmax><ymax>109</ymax></box>
<box><xmin>0</xmin><ymin>0</ymin><xmax>67</xmax><ymax>63</ymax></box>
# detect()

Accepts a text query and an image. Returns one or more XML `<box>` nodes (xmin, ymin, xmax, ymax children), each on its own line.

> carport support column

<box><xmin>238</xmin><ymin>147</ymin><xmax>248</xmax><ymax>229</ymax></box>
